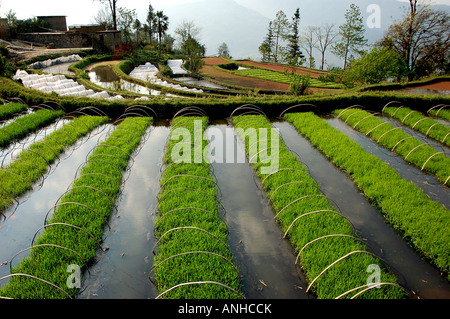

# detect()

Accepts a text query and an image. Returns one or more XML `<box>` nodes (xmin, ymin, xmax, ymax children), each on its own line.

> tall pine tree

<box><xmin>287</xmin><ymin>8</ymin><xmax>305</xmax><ymax>65</ymax></box>
<box><xmin>332</xmin><ymin>4</ymin><xmax>367</xmax><ymax>69</ymax></box>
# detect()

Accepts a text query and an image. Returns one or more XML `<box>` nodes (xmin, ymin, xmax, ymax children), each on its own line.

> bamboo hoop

<box><xmin>44</xmin><ymin>202</ymin><xmax>111</xmax><ymax>229</ymax></box>
<box><xmin>421</xmin><ymin>152</ymin><xmax>444</xmax><ymax>171</ymax></box>
<box><xmin>279</xmin><ymin>104</ymin><xmax>318</xmax><ymax>118</ymax></box>
<box><xmin>377</xmin><ymin>127</ymin><xmax>403</xmax><ymax>144</ymax></box>
<box><xmin>306</xmin><ymin>250</ymin><xmax>380</xmax><ymax>293</ymax></box>
<box><xmin>155</xmin><ymin>207</ymin><xmax>224</xmax><ymax>227</ymax></box>
<box><xmin>149</xmin><ymin>251</ymin><xmax>239</xmax><ymax>278</ymax></box>
<box><xmin>9</xmin><ymin>244</ymin><xmax>89</xmax><ymax>274</ymax></box>
<box><xmin>284</xmin><ymin>210</ymin><xmax>341</xmax><ymax>239</ymax></box>
<box><xmin>336</xmin><ymin>105</ymin><xmax>364</xmax><ymax>119</ymax></box>
<box><xmin>392</xmin><ymin>137</ymin><xmax>414</xmax><ymax>152</ymax></box>
<box><xmin>274</xmin><ymin>195</ymin><xmax>327</xmax><ymax>220</ymax></box>
<box><xmin>31</xmin><ymin>223</ymin><xmax>105</xmax><ymax>251</ymax></box>
<box><xmin>152</xmin><ymin>226</ymin><xmax>229</xmax><ymax>255</ymax></box>
<box><xmin>261</xmin><ymin>168</ymin><xmax>311</xmax><ymax>185</ymax></box>
<box><xmin>295</xmin><ymin>234</ymin><xmax>362</xmax><ymax>265</ymax></box>
<box><xmin>155</xmin><ymin>281</ymin><xmax>245</xmax><ymax>299</ymax></box>
<box><xmin>353</xmin><ymin>113</ymin><xmax>380</xmax><ymax>129</ymax></box>
<box><xmin>0</xmin><ymin>273</ymin><xmax>72</xmax><ymax>299</ymax></box>
<box><xmin>405</xmin><ymin>143</ymin><xmax>428</xmax><ymax>160</ymax></box>
<box><xmin>381</xmin><ymin>101</ymin><xmax>402</xmax><ymax>113</ymax></box>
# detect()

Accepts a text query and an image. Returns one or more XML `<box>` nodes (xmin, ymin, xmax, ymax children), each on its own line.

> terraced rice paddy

<box><xmin>233</xmin><ymin>68</ymin><xmax>343</xmax><ymax>89</ymax></box>
<box><xmin>0</xmin><ymin>100</ymin><xmax>448</xmax><ymax>300</ymax></box>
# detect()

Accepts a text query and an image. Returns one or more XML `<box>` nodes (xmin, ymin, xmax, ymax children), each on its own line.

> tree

<box><xmin>183</xmin><ymin>37</ymin><xmax>205</xmax><ymax>76</ymax></box>
<box><xmin>146</xmin><ymin>3</ymin><xmax>156</xmax><ymax>44</ymax></box>
<box><xmin>286</xmin><ymin>8</ymin><xmax>304</xmax><ymax>65</ymax></box>
<box><xmin>378</xmin><ymin>0</ymin><xmax>449</xmax><ymax>79</ymax></box>
<box><xmin>94</xmin><ymin>4</ymin><xmax>114</xmax><ymax>30</ymax></box>
<box><xmin>154</xmin><ymin>11</ymin><xmax>169</xmax><ymax>53</ymax></box>
<box><xmin>117</xmin><ymin>7</ymin><xmax>136</xmax><ymax>44</ymax></box>
<box><xmin>314</xmin><ymin>23</ymin><xmax>337</xmax><ymax>70</ymax></box>
<box><xmin>218</xmin><ymin>43</ymin><xmax>231</xmax><ymax>58</ymax></box>
<box><xmin>301</xmin><ymin>26</ymin><xmax>317</xmax><ymax>69</ymax></box>
<box><xmin>344</xmin><ymin>47</ymin><xmax>409</xmax><ymax>85</ymax></box>
<box><xmin>94</xmin><ymin>0</ymin><xmax>119</xmax><ymax>30</ymax></box>
<box><xmin>332</xmin><ymin>4</ymin><xmax>367</xmax><ymax>70</ymax></box>
<box><xmin>259</xmin><ymin>21</ymin><xmax>275</xmax><ymax>62</ymax></box>
<box><xmin>133</xmin><ymin>19</ymin><xmax>141</xmax><ymax>42</ymax></box>
<box><xmin>272</xmin><ymin>10</ymin><xmax>289</xmax><ymax>63</ymax></box>
<box><xmin>175</xmin><ymin>20</ymin><xmax>201</xmax><ymax>49</ymax></box>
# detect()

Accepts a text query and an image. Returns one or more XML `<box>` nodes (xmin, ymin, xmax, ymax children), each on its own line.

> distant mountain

<box><xmin>159</xmin><ymin>0</ymin><xmax>270</xmax><ymax>59</ymax></box>
<box><xmin>145</xmin><ymin>0</ymin><xmax>449</xmax><ymax>66</ymax></box>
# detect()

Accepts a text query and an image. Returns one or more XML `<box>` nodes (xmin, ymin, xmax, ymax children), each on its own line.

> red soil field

<box><xmin>410</xmin><ymin>81</ymin><xmax>450</xmax><ymax>91</ymax></box>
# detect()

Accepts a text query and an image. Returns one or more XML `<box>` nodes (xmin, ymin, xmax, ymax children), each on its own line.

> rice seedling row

<box><xmin>0</xmin><ymin>115</ymin><xmax>108</xmax><ymax>213</ymax></box>
<box><xmin>152</xmin><ymin>116</ymin><xmax>243</xmax><ymax>299</ymax></box>
<box><xmin>333</xmin><ymin>107</ymin><xmax>450</xmax><ymax>186</ymax></box>
<box><xmin>0</xmin><ymin>109</ymin><xmax>64</xmax><ymax>148</ymax></box>
<box><xmin>284</xmin><ymin>112</ymin><xmax>450</xmax><ymax>278</ymax></box>
<box><xmin>427</xmin><ymin>104</ymin><xmax>450</xmax><ymax>122</ymax></box>
<box><xmin>0</xmin><ymin>102</ymin><xmax>28</xmax><ymax>122</ymax></box>
<box><xmin>0</xmin><ymin>116</ymin><xmax>152</xmax><ymax>299</ymax></box>
<box><xmin>231</xmin><ymin>111</ymin><xmax>404</xmax><ymax>299</ymax></box>
<box><xmin>383</xmin><ymin>104</ymin><xmax>450</xmax><ymax>147</ymax></box>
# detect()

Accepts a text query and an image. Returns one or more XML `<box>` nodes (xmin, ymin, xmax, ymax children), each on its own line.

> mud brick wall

<box><xmin>18</xmin><ymin>32</ymin><xmax>92</xmax><ymax>48</ymax></box>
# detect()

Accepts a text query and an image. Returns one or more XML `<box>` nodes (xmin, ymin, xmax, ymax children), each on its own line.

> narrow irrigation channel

<box><xmin>206</xmin><ymin>120</ymin><xmax>308</xmax><ymax>299</ymax></box>
<box><xmin>0</xmin><ymin>124</ymin><xmax>112</xmax><ymax>280</ymax></box>
<box><xmin>78</xmin><ymin>120</ymin><xmax>170</xmax><ymax>299</ymax></box>
<box><xmin>324</xmin><ymin>117</ymin><xmax>450</xmax><ymax>210</ymax></box>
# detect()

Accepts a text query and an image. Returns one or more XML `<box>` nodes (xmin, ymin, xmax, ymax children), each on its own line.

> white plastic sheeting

<box><xmin>128</xmin><ymin>62</ymin><xmax>203</xmax><ymax>94</ymax></box>
<box><xmin>129</xmin><ymin>62</ymin><xmax>159</xmax><ymax>82</ymax></box>
<box><xmin>168</xmin><ymin>59</ymin><xmax>188</xmax><ymax>75</ymax></box>
<box><xmin>28</xmin><ymin>54</ymin><xmax>83</xmax><ymax>69</ymax></box>
<box><xmin>13</xmin><ymin>70</ymin><xmax>124</xmax><ymax>100</ymax></box>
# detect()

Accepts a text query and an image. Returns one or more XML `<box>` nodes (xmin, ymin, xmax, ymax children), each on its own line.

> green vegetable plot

<box><xmin>0</xmin><ymin>115</ymin><xmax>108</xmax><ymax>213</ymax></box>
<box><xmin>234</xmin><ymin>68</ymin><xmax>343</xmax><ymax>89</ymax></box>
<box><xmin>0</xmin><ymin>102</ymin><xmax>28</xmax><ymax>121</ymax></box>
<box><xmin>333</xmin><ymin>108</ymin><xmax>450</xmax><ymax>186</ymax></box>
<box><xmin>0</xmin><ymin>109</ymin><xmax>64</xmax><ymax>148</ymax></box>
<box><xmin>285</xmin><ymin>112</ymin><xmax>450</xmax><ymax>277</ymax></box>
<box><xmin>0</xmin><ymin>116</ymin><xmax>151</xmax><ymax>298</ymax></box>
<box><xmin>152</xmin><ymin>116</ymin><xmax>243</xmax><ymax>299</ymax></box>
<box><xmin>384</xmin><ymin>105</ymin><xmax>450</xmax><ymax>147</ymax></box>
<box><xmin>232</xmin><ymin>114</ymin><xmax>404</xmax><ymax>299</ymax></box>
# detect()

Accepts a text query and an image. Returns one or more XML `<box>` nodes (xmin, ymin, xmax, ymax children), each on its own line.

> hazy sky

<box><xmin>1</xmin><ymin>0</ymin><xmax>449</xmax><ymax>26</ymax></box>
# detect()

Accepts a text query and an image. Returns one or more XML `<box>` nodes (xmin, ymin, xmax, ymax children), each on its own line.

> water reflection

<box><xmin>78</xmin><ymin>122</ymin><xmax>170</xmax><ymax>299</ymax></box>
